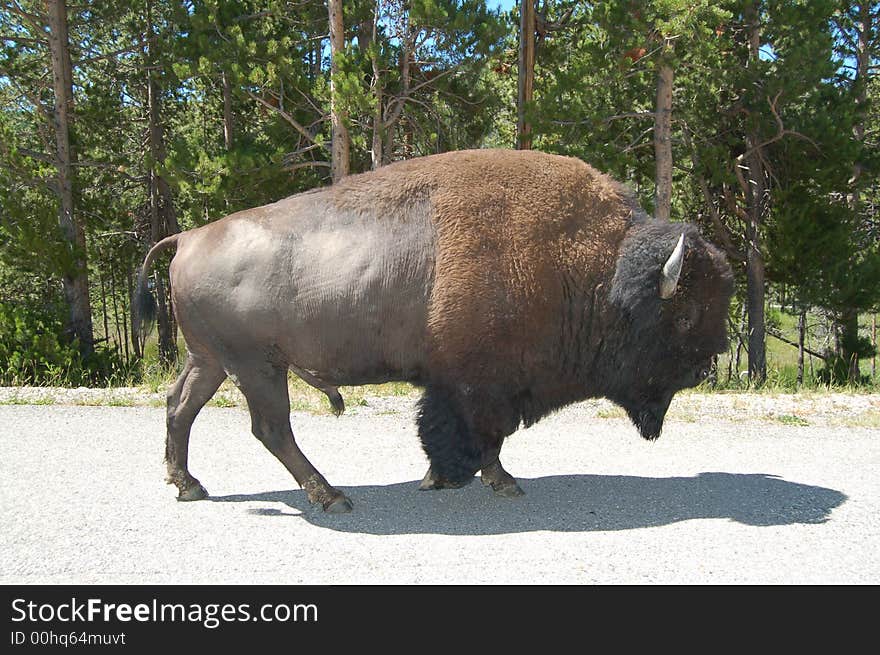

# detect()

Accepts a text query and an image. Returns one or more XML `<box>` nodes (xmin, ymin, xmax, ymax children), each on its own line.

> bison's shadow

<box><xmin>207</xmin><ymin>471</ymin><xmax>846</xmax><ymax>535</ymax></box>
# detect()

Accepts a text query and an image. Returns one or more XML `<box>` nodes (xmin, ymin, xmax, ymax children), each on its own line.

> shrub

<box><xmin>0</xmin><ymin>299</ymin><xmax>131</xmax><ymax>386</ymax></box>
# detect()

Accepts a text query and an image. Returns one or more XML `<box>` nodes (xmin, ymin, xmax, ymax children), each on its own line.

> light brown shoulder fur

<box><xmin>335</xmin><ymin>149</ymin><xmax>643</xmax><ymax>385</ymax></box>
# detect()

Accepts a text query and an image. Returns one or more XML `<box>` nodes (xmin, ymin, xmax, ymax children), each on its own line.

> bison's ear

<box><xmin>659</xmin><ymin>233</ymin><xmax>685</xmax><ymax>299</ymax></box>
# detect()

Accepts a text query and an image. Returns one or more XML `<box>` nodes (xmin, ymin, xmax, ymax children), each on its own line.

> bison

<box><xmin>134</xmin><ymin>148</ymin><xmax>734</xmax><ymax>513</ymax></box>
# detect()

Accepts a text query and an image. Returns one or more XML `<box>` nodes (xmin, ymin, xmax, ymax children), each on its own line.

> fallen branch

<box><xmin>766</xmin><ymin>328</ymin><xmax>828</xmax><ymax>361</ymax></box>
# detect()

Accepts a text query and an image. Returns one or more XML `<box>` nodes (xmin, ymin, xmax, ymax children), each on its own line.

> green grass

<box><xmin>103</xmin><ymin>396</ymin><xmax>133</xmax><ymax>407</ymax></box>
<box><xmin>208</xmin><ymin>395</ymin><xmax>238</xmax><ymax>408</ymax></box>
<box><xmin>703</xmin><ymin>307</ymin><xmax>878</xmax><ymax>393</ymax></box>
<box><xmin>0</xmin><ymin>393</ymin><xmax>54</xmax><ymax>405</ymax></box>
<box><xmin>774</xmin><ymin>414</ymin><xmax>810</xmax><ymax>427</ymax></box>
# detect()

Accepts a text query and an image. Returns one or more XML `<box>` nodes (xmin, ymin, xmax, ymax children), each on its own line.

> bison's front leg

<box><xmin>418</xmin><ymin>466</ymin><xmax>470</xmax><ymax>490</ymax></box>
<box><xmin>416</xmin><ymin>384</ymin><xmax>524</xmax><ymax>497</ymax></box>
<box><xmin>236</xmin><ymin>362</ymin><xmax>353</xmax><ymax>513</ymax></box>
<box><xmin>416</xmin><ymin>384</ymin><xmax>482</xmax><ymax>488</ymax></box>
<box><xmin>419</xmin><ymin>451</ymin><xmax>524</xmax><ymax>497</ymax></box>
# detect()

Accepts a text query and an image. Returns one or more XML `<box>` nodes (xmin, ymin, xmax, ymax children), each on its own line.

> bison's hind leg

<box><xmin>166</xmin><ymin>353</ymin><xmax>227</xmax><ymax>501</ymax></box>
<box><xmin>416</xmin><ymin>384</ymin><xmax>482</xmax><ymax>488</ymax></box>
<box><xmin>237</xmin><ymin>361</ymin><xmax>353</xmax><ymax>513</ymax></box>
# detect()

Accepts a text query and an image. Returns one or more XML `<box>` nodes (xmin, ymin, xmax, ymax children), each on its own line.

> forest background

<box><xmin>1</xmin><ymin>0</ymin><xmax>878</xmax><ymax>394</ymax></box>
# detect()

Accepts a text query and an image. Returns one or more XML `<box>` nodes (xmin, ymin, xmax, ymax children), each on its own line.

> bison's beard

<box><xmin>623</xmin><ymin>395</ymin><xmax>673</xmax><ymax>441</ymax></box>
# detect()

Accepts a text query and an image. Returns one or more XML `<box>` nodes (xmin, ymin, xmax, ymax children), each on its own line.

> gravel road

<box><xmin>2</xmin><ymin>391</ymin><xmax>879</xmax><ymax>584</ymax></box>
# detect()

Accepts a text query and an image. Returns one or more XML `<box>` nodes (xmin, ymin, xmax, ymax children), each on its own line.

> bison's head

<box><xmin>604</xmin><ymin>221</ymin><xmax>734</xmax><ymax>440</ymax></box>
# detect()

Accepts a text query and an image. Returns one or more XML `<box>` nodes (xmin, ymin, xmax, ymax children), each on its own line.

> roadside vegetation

<box><xmin>2</xmin><ymin>1</ymin><xmax>878</xmax><ymax>395</ymax></box>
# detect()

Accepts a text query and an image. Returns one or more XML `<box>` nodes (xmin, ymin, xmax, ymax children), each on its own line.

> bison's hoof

<box><xmin>177</xmin><ymin>483</ymin><xmax>208</xmax><ymax>502</ymax></box>
<box><xmin>491</xmin><ymin>481</ymin><xmax>525</xmax><ymax>498</ymax></box>
<box><xmin>480</xmin><ymin>467</ymin><xmax>524</xmax><ymax>497</ymax></box>
<box><xmin>323</xmin><ymin>495</ymin><xmax>354</xmax><ymax>513</ymax></box>
<box><xmin>418</xmin><ymin>471</ymin><xmax>466</xmax><ymax>490</ymax></box>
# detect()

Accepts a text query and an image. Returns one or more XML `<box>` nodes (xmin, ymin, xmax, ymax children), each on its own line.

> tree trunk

<box><xmin>745</xmin><ymin>203</ymin><xmax>766</xmax><ymax>385</ymax></box>
<box><xmin>744</xmin><ymin>1</ymin><xmax>766</xmax><ymax>385</ymax></box>
<box><xmin>872</xmin><ymin>314</ymin><xmax>876</xmax><ymax>379</ymax></box>
<box><xmin>46</xmin><ymin>0</ymin><xmax>94</xmax><ymax>357</ymax></box>
<box><xmin>734</xmin><ymin>301</ymin><xmax>747</xmax><ymax>381</ymax></box>
<box><xmin>402</xmin><ymin>117</ymin><xmax>413</xmax><ymax>159</ymax></box>
<box><xmin>127</xmin><ymin>268</ymin><xmax>140</xmax><ymax>360</ymax></box>
<box><xmin>109</xmin><ymin>263</ymin><xmax>122</xmax><ymax>354</ymax></box>
<box><xmin>852</xmin><ymin>1</ymin><xmax>870</xmax><ymax>173</ymax></box>
<box><xmin>838</xmin><ymin>309</ymin><xmax>860</xmax><ymax>382</ymax></box>
<box><xmin>368</xmin><ymin>1</ymin><xmax>383</xmax><ymax>169</ymax></box>
<box><xmin>840</xmin><ymin>3</ymin><xmax>873</xmax><ymax>383</ymax></box>
<box><xmin>313</xmin><ymin>43</ymin><xmax>322</xmax><ymax>82</ymax></box>
<box><xmin>145</xmin><ymin>0</ymin><xmax>177</xmax><ymax>366</ymax></box>
<box><xmin>517</xmin><ymin>0</ymin><xmax>536</xmax><ymax>150</ymax></box>
<box><xmin>653</xmin><ymin>57</ymin><xmax>673</xmax><ymax>222</ymax></box>
<box><xmin>726</xmin><ymin>337</ymin><xmax>734</xmax><ymax>383</ymax></box>
<box><xmin>797</xmin><ymin>309</ymin><xmax>806</xmax><ymax>386</ymax></box>
<box><xmin>371</xmin><ymin>87</ymin><xmax>383</xmax><ymax>169</ymax></box>
<box><xmin>384</xmin><ymin>123</ymin><xmax>395</xmax><ymax>164</ymax></box>
<box><xmin>98</xmin><ymin>263</ymin><xmax>109</xmax><ymax>343</ymax></box>
<box><xmin>118</xmin><ymin>268</ymin><xmax>129</xmax><ymax>363</ymax></box>
<box><xmin>222</xmin><ymin>70</ymin><xmax>234</xmax><ymax>150</ymax></box>
<box><xmin>381</xmin><ymin>7</ymin><xmax>412</xmax><ymax>165</ymax></box>
<box><xmin>328</xmin><ymin>0</ymin><xmax>350</xmax><ymax>182</ymax></box>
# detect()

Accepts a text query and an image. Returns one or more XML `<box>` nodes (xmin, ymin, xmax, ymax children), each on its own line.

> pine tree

<box><xmin>1</xmin><ymin>0</ymin><xmax>94</xmax><ymax>357</ymax></box>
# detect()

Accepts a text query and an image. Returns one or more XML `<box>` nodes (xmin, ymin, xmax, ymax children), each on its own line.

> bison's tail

<box><xmin>132</xmin><ymin>234</ymin><xmax>180</xmax><ymax>341</ymax></box>
<box><xmin>416</xmin><ymin>384</ymin><xmax>483</xmax><ymax>485</ymax></box>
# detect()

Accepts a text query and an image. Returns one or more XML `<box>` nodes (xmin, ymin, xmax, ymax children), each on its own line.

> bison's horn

<box><xmin>659</xmin><ymin>233</ymin><xmax>685</xmax><ymax>299</ymax></box>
